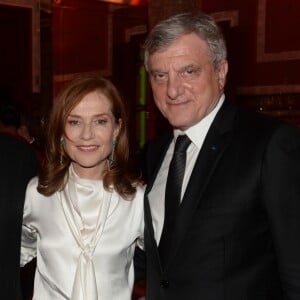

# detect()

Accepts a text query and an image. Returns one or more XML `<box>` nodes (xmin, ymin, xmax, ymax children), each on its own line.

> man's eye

<box><xmin>186</xmin><ymin>67</ymin><xmax>195</xmax><ymax>74</ymax></box>
<box><xmin>152</xmin><ymin>72</ymin><xmax>168</xmax><ymax>81</ymax></box>
<box><xmin>181</xmin><ymin>66</ymin><xmax>200</xmax><ymax>78</ymax></box>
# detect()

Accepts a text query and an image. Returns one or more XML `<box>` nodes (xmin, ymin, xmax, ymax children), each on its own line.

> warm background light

<box><xmin>97</xmin><ymin>0</ymin><xmax>147</xmax><ymax>6</ymax></box>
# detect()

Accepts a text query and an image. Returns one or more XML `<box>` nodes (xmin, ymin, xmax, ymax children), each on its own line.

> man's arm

<box><xmin>262</xmin><ymin>124</ymin><xmax>300</xmax><ymax>298</ymax></box>
<box><xmin>134</xmin><ymin>246</ymin><xmax>146</xmax><ymax>282</ymax></box>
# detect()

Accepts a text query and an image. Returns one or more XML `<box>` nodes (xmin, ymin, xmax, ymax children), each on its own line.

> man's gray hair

<box><xmin>144</xmin><ymin>12</ymin><xmax>227</xmax><ymax>71</ymax></box>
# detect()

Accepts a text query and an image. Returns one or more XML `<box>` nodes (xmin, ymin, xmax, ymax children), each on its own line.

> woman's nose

<box><xmin>80</xmin><ymin>123</ymin><xmax>94</xmax><ymax>140</ymax></box>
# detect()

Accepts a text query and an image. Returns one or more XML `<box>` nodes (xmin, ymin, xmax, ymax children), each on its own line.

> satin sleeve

<box><xmin>20</xmin><ymin>177</ymin><xmax>38</xmax><ymax>267</ymax></box>
<box><xmin>135</xmin><ymin>184</ymin><xmax>145</xmax><ymax>250</ymax></box>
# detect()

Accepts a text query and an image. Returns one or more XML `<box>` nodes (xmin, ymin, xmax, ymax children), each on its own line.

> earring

<box><xmin>60</xmin><ymin>137</ymin><xmax>64</xmax><ymax>165</ymax></box>
<box><xmin>108</xmin><ymin>140</ymin><xmax>117</xmax><ymax>169</ymax></box>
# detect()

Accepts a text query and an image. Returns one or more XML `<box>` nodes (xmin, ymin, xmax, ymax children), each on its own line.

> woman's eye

<box><xmin>95</xmin><ymin>119</ymin><xmax>107</xmax><ymax>125</ymax></box>
<box><xmin>67</xmin><ymin>120</ymin><xmax>79</xmax><ymax>126</ymax></box>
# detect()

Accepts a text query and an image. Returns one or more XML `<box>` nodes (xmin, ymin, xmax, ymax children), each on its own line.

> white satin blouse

<box><xmin>21</xmin><ymin>168</ymin><xmax>144</xmax><ymax>300</ymax></box>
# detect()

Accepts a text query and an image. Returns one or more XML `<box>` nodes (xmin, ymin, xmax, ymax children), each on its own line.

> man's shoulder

<box><xmin>0</xmin><ymin>132</ymin><xmax>38</xmax><ymax>158</ymax></box>
<box><xmin>226</xmin><ymin>104</ymin><xmax>300</xmax><ymax>147</ymax></box>
<box><xmin>233</xmin><ymin>104</ymin><xmax>284</xmax><ymax>131</ymax></box>
<box><xmin>0</xmin><ymin>132</ymin><xmax>34</xmax><ymax>151</ymax></box>
<box><xmin>0</xmin><ymin>133</ymin><xmax>39</xmax><ymax>174</ymax></box>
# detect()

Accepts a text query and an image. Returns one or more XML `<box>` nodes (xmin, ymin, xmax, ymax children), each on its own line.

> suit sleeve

<box><xmin>262</xmin><ymin>124</ymin><xmax>300</xmax><ymax>299</ymax></box>
<box><xmin>134</xmin><ymin>246</ymin><xmax>146</xmax><ymax>282</ymax></box>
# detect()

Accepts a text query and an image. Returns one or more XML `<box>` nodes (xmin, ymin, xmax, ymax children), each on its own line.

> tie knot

<box><xmin>174</xmin><ymin>135</ymin><xmax>191</xmax><ymax>153</ymax></box>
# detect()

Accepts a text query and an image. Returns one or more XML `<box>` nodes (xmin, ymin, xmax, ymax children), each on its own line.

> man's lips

<box><xmin>167</xmin><ymin>99</ymin><xmax>191</xmax><ymax>105</ymax></box>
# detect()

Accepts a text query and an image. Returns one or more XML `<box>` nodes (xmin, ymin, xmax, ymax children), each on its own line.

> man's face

<box><xmin>148</xmin><ymin>33</ymin><xmax>228</xmax><ymax>131</ymax></box>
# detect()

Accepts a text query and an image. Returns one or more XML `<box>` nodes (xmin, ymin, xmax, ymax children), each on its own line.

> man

<box><xmin>18</xmin><ymin>113</ymin><xmax>45</xmax><ymax>166</ymax></box>
<box><xmin>0</xmin><ymin>99</ymin><xmax>39</xmax><ymax>299</ymax></box>
<box><xmin>137</xmin><ymin>12</ymin><xmax>300</xmax><ymax>299</ymax></box>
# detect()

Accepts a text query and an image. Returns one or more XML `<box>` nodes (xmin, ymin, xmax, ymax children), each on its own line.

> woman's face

<box><xmin>63</xmin><ymin>90</ymin><xmax>121</xmax><ymax>180</ymax></box>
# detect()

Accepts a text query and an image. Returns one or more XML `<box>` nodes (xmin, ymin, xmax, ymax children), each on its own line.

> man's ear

<box><xmin>217</xmin><ymin>60</ymin><xmax>228</xmax><ymax>90</ymax></box>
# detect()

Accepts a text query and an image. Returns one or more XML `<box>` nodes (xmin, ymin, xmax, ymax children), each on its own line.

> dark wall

<box><xmin>0</xmin><ymin>5</ymin><xmax>31</xmax><ymax>110</ymax></box>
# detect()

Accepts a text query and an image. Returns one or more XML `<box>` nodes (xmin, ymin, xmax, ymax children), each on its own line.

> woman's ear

<box><xmin>113</xmin><ymin>118</ymin><xmax>122</xmax><ymax>140</ymax></box>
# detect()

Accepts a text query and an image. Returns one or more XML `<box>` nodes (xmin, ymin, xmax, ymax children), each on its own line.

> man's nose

<box><xmin>167</xmin><ymin>73</ymin><xmax>184</xmax><ymax>100</ymax></box>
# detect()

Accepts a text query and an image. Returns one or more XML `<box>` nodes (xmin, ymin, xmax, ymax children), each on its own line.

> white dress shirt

<box><xmin>148</xmin><ymin>95</ymin><xmax>225</xmax><ymax>244</ymax></box>
<box><xmin>21</xmin><ymin>166</ymin><xmax>144</xmax><ymax>300</ymax></box>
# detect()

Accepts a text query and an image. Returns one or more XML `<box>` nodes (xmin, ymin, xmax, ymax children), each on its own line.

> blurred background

<box><xmin>1</xmin><ymin>0</ymin><xmax>300</xmax><ymax>163</ymax></box>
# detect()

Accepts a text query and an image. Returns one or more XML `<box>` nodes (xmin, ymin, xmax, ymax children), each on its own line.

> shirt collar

<box><xmin>173</xmin><ymin>94</ymin><xmax>225</xmax><ymax>148</ymax></box>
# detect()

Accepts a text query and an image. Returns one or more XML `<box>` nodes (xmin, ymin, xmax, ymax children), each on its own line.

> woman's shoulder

<box><xmin>131</xmin><ymin>184</ymin><xmax>145</xmax><ymax>212</ymax></box>
<box><xmin>26</xmin><ymin>176</ymin><xmax>51</xmax><ymax>201</ymax></box>
<box><xmin>131</xmin><ymin>182</ymin><xmax>145</xmax><ymax>201</ymax></box>
<box><xmin>135</xmin><ymin>182</ymin><xmax>145</xmax><ymax>192</ymax></box>
<box><xmin>24</xmin><ymin>176</ymin><xmax>59</xmax><ymax>217</ymax></box>
<box><xmin>116</xmin><ymin>182</ymin><xmax>145</xmax><ymax>204</ymax></box>
<box><xmin>26</xmin><ymin>176</ymin><xmax>39</xmax><ymax>193</ymax></box>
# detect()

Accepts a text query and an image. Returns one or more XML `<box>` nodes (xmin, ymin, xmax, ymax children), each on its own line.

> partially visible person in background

<box><xmin>0</xmin><ymin>97</ymin><xmax>39</xmax><ymax>300</ymax></box>
<box><xmin>18</xmin><ymin>113</ymin><xmax>45</xmax><ymax>166</ymax></box>
<box><xmin>21</xmin><ymin>75</ymin><xmax>144</xmax><ymax>300</ymax></box>
<box><xmin>18</xmin><ymin>114</ymin><xmax>36</xmax><ymax>145</ymax></box>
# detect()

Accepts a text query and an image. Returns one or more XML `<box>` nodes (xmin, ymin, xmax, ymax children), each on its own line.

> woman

<box><xmin>21</xmin><ymin>75</ymin><xmax>144</xmax><ymax>300</ymax></box>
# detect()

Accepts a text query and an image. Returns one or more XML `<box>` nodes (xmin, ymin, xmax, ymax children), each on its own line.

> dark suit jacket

<box><xmin>140</xmin><ymin>100</ymin><xmax>300</xmax><ymax>300</ymax></box>
<box><xmin>0</xmin><ymin>133</ymin><xmax>38</xmax><ymax>299</ymax></box>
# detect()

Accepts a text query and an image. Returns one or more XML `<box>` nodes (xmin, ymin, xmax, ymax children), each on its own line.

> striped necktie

<box><xmin>159</xmin><ymin>134</ymin><xmax>191</xmax><ymax>266</ymax></box>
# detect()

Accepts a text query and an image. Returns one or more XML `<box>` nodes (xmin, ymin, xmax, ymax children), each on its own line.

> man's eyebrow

<box><xmin>179</xmin><ymin>64</ymin><xmax>200</xmax><ymax>71</ymax></box>
<box><xmin>150</xmin><ymin>69</ymin><xmax>168</xmax><ymax>74</ymax></box>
